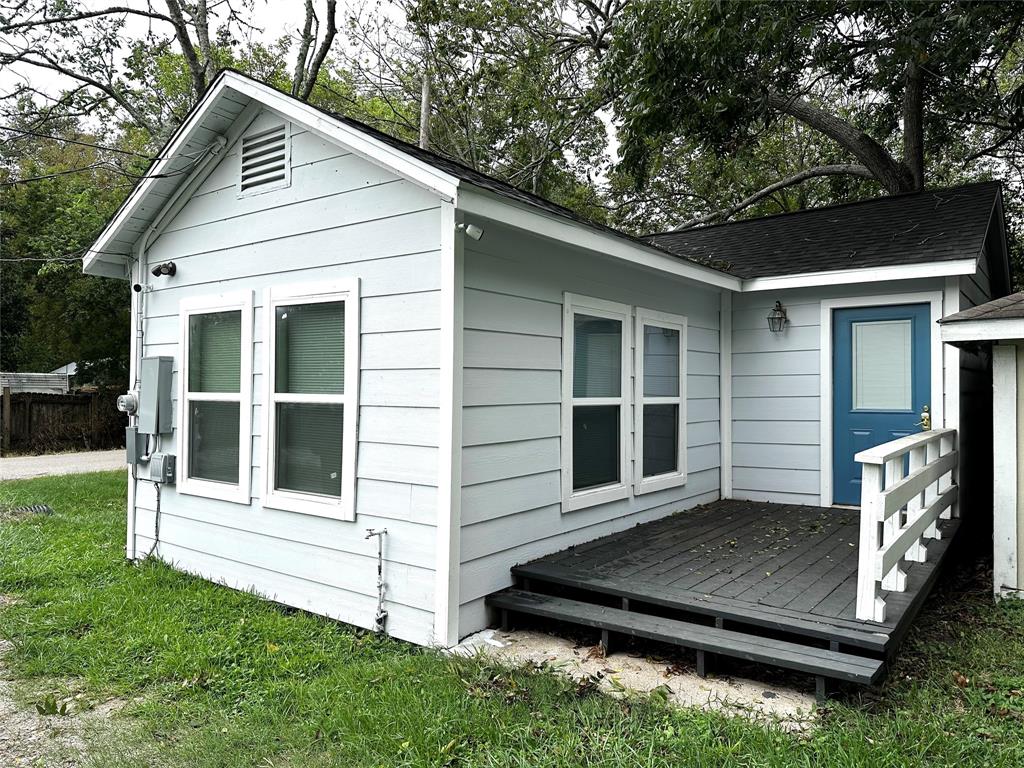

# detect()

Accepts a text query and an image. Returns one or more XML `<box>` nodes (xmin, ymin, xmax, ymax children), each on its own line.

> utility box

<box><xmin>125</xmin><ymin>426</ymin><xmax>149</xmax><ymax>464</ymax></box>
<box><xmin>139</xmin><ymin>356</ymin><xmax>173</xmax><ymax>435</ymax></box>
<box><xmin>149</xmin><ymin>453</ymin><xmax>176</xmax><ymax>484</ymax></box>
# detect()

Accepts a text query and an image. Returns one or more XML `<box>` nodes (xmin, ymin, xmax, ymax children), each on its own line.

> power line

<box><xmin>0</xmin><ymin>143</ymin><xmax>216</xmax><ymax>186</ymax></box>
<box><xmin>0</xmin><ymin>125</ymin><xmax>155</xmax><ymax>159</ymax></box>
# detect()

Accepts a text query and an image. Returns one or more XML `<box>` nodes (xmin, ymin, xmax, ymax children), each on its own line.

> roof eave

<box><xmin>457</xmin><ymin>186</ymin><xmax>742</xmax><ymax>291</ymax></box>
<box><xmin>940</xmin><ymin>316</ymin><xmax>1024</xmax><ymax>344</ymax></box>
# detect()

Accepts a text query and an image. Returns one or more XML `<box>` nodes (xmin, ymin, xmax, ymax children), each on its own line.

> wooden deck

<box><xmin>488</xmin><ymin>499</ymin><xmax>959</xmax><ymax>691</ymax></box>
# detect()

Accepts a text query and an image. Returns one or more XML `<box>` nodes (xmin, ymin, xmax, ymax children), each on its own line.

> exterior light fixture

<box><xmin>767</xmin><ymin>301</ymin><xmax>788</xmax><ymax>333</ymax></box>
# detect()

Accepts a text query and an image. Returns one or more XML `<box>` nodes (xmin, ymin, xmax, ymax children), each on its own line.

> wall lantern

<box><xmin>767</xmin><ymin>301</ymin><xmax>788</xmax><ymax>333</ymax></box>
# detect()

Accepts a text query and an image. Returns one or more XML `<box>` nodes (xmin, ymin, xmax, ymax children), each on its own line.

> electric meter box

<box><xmin>139</xmin><ymin>356</ymin><xmax>173</xmax><ymax>435</ymax></box>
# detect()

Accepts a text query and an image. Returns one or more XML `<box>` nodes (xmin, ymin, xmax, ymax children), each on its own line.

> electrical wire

<box><xmin>0</xmin><ymin>125</ymin><xmax>156</xmax><ymax>158</ymax></box>
<box><xmin>0</xmin><ymin>129</ymin><xmax>218</xmax><ymax>186</ymax></box>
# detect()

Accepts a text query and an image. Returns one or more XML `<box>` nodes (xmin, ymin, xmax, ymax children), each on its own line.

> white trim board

<box><xmin>818</xmin><ymin>291</ymin><xmax>945</xmax><ymax>507</ymax></box>
<box><xmin>992</xmin><ymin>343</ymin><xmax>1019</xmax><ymax>598</ymax></box>
<box><xmin>719</xmin><ymin>291</ymin><xmax>733</xmax><ymax>498</ymax></box>
<box><xmin>941</xmin><ymin>317</ymin><xmax>1024</xmax><ymax>344</ymax></box>
<box><xmin>742</xmin><ymin>259</ymin><xmax>977</xmax><ymax>292</ymax></box>
<box><xmin>434</xmin><ymin>201</ymin><xmax>464</xmax><ymax>647</ymax></box>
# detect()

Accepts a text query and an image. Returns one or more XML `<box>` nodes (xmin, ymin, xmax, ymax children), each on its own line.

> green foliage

<box><xmin>2</xmin><ymin>472</ymin><xmax>1024</xmax><ymax>766</ymax></box>
<box><xmin>0</xmin><ymin>123</ymin><xmax>130</xmax><ymax>383</ymax></box>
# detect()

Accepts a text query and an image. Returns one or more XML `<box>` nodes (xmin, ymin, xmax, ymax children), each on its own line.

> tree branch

<box><xmin>299</xmin><ymin>0</ymin><xmax>337</xmax><ymax>101</ymax></box>
<box><xmin>0</xmin><ymin>6</ymin><xmax>173</xmax><ymax>33</ymax></box>
<box><xmin>766</xmin><ymin>93</ymin><xmax>912</xmax><ymax>193</ymax></box>
<box><xmin>671</xmin><ymin>164</ymin><xmax>876</xmax><ymax>231</ymax></box>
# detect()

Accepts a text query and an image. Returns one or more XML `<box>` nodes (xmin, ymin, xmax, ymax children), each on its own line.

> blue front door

<box><xmin>832</xmin><ymin>304</ymin><xmax>931</xmax><ymax>506</ymax></box>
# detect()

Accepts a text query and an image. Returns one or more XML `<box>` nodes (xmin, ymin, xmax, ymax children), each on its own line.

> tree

<box><xmin>603</xmin><ymin>1</ymin><xmax>1024</xmax><ymax>229</ymax></box>
<box><xmin>0</xmin><ymin>1</ymin><xmax>339</xmax><ymax>139</ymax></box>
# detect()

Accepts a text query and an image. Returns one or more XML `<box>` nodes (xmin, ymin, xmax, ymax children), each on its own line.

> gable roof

<box><xmin>940</xmin><ymin>290</ymin><xmax>1024</xmax><ymax>324</ymax></box>
<box><xmin>82</xmin><ymin>69</ymin><xmax>736</xmax><ymax>288</ymax></box>
<box><xmin>644</xmin><ymin>181</ymin><xmax>1003</xmax><ymax>281</ymax></box>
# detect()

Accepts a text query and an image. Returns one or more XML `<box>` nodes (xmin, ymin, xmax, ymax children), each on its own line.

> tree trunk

<box><xmin>902</xmin><ymin>56</ymin><xmax>926</xmax><ymax>190</ymax></box>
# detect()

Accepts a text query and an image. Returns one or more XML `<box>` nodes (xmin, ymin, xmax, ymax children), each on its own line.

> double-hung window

<box><xmin>634</xmin><ymin>308</ymin><xmax>687</xmax><ymax>494</ymax></box>
<box><xmin>562</xmin><ymin>294</ymin><xmax>632</xmax><ymax>511</ymax></box>
<box><xmin>178</xmin><ymin>291</ymin><xmax>253</xmax><ymax>504</ymax></box>
<box><xmin>262</xmin><ymin>279</ymin><xmax>359</xmax><ymax>519</ymax></box>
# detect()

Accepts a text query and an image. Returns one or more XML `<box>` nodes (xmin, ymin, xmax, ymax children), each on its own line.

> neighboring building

<box><xmin>941</xmin><ymin>293</ymin><xmax>1024</xmax><ymax>600</ymax></box>
<box><xmin>0</xmin><ymin>372</ymin><xmax>70</xmax><ymax>394</ymax></box>
<box><xmin>81</xmin><ymin>71</ymin><xmax>1008</xmax><ymax>688</ymax></box>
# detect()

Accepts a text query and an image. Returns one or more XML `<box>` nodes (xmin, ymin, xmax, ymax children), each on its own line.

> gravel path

<box><xmin>0</xmin><ymin>450</ymin><xmax>125</xmax><ymax>481</ymax></box>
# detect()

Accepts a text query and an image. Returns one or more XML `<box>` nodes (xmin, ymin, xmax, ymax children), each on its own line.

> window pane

<box><xmin>573</xmin><ymin>314</ymin><xmax>621</xmax><ymax>397</ymax></box>
<box><xmin>852</xmin><ymin>319</ymin><xmax>912</xmax><ymax>410</ymax></box>
<box><xmin>275</xmin><ymin>301</ymin><xmax>345</xmax><ymax>394</ymax></box>
<box><xmin>643</xmin><ymin>404</ymin><xmax>679</xmax><ymax>478</ymax></box>
<box><xmin>189</xmin><ymin>401</ymin><xmax>240</xmax><ymax>484</ymax></box>
<box><xmin>643</xmin><ymin>325</ymin><xmax>680</xmax><ymax>397</ymax></box>
<box><xmin>275</xmin><ymin>402</ymin><xmax>343</xmax><ymax>497</ymax></box>
<box><xmin>572</xmin><ymin>405</ymin><xmax>619</xmax><ymax>491</ymax></box>
<box><xmin>188</xmin><ymin>311</ymin><xmax>241</xmax><ymax>393</ymax></box>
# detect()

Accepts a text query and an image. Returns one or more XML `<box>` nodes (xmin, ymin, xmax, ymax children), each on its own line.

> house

<box><xmin>82</xmin><ymin>70</ymin><xmax>1009</xmax><ymax>691</ymax></box>
<box><xmin>940</xmin><ymin>293</ymin><xmax>1024</xmax><ymax>600</ymax></box>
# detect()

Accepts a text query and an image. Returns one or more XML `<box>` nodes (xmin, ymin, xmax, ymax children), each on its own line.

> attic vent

<box><xmin>238</xmin><ymin>123</ymin><xmax>290</xmax><ymax>195</ymax></box>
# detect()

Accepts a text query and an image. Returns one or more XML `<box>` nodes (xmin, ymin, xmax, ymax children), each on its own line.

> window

<box><xmin>262</xmin><ymin>280</ymin><xmax>359</xmax><ymax>519</ymax></box>
<box><xmin>634</xmin><ymin>308</ymin><xmax>687</xmax><ymax>494</ymax></box>
<box><xmin>178</xmin><ymin>292</ymin><xmax>253</xmax><ymax>504</ymax></box>
<box><xmin>562</xmin><ymin>294</ymin><xmax>631</xmax><ymax>511</ymax></box>
<box><xmin>852</xmin><ymin>319</ymin><xmax>912</xmax><ymax>411</ymax></box>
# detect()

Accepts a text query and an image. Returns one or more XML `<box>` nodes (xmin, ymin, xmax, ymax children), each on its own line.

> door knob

<box><xmin>916</xmin><ymin>405</ymin><xmax>931</xmax><ymax>431</ymax></box>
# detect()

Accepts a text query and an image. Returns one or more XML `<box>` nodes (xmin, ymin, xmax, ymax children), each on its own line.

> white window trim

<box><xmin>261</xmin><ymin>278</ymin><xmax>360</xmax><ymax>520</ymax></box>
<box><xmin>561</xmin><ymin>293</ymin><xmax>632</xmax><ymax>512</ymax></box>
<box><xmin>237</xmin><ymin>121</ymin><xmax>291</xmax><ymax>198</ymax></box>
<box><xmin>177</xmin><ymin>290</ymin><xmax>254</xmax><ymax>505</ymax></box>
<box><xmin>634</xmin><ymin>307</ymin><xmax>688</xmax><ymax>495</ymax></box>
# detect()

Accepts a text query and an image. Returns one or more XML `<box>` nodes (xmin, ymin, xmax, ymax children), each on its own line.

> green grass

<box><xmin>1</xmin><ymin>472</ymin><xmax>1024</xmax><ymax>766</ymax></box>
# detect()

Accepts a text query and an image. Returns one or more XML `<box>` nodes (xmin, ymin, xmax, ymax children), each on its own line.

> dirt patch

<box><xmin>452</xmin><ymin>629</ymin><xmax>817</xmax><ymax>730</ymax></box>
<box><xmin>0</xmin><ymin>616</ymin><xmax>130</xmax><ymax>765</ymax></box>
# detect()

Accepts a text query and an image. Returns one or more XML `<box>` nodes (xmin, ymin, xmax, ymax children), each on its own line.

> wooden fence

<box><xmin>0</xmin><ymin>387</ymin><xmax>127</xmax><ymax>455</ymax></box>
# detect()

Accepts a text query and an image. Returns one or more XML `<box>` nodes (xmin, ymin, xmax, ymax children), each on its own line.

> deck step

<box><xmin>488</xmin><ymin>589</ymin><xmax>885</xmax><ymax>685</ymax></box>
<box><xmin>512</xmin><ymin>561</ymin><xmax>892</xmax><ymax>653</ymax></box>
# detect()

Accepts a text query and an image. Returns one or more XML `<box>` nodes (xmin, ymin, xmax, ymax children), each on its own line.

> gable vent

<box><xmin>238</xmin><ymin>123</ymin><xmax>290</xmax><ymax>195</ymax></box>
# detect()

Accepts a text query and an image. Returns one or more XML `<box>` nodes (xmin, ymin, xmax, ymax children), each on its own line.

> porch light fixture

<box><xmin>767</xmin><ymin>301</ymin><xmax>788</xmax><ymax>333</ymax></box>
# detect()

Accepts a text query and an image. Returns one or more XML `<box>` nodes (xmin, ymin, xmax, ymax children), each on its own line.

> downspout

<box><xmin>128</xmin><ymin>135</ymin><xmax>228</xmax><ymax>560</ymax></box>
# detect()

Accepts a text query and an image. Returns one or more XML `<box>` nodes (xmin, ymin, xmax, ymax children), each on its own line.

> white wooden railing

<box><xmin>855</xmin><ymin>429</ymin><xmax>958</xmax><ymax>622</ymax></box>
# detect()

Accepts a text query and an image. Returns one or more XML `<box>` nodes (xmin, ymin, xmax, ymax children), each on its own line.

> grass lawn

<box><xmin>1</xmin><ymin>471</ymin><xmax>1023</xmax><ymax>767</ymax></box>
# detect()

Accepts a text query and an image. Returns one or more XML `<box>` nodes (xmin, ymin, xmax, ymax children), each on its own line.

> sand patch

<box><xmin>452</xmin><ymin>629</ymin><xmax>817</xmax><ymax>730</ymax></box>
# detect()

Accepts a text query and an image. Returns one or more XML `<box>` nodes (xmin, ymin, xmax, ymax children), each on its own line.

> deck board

<box><xmin>510</xmin><ymin>499</ymin><xmax>960</xmax><ymax>656</ymax></box>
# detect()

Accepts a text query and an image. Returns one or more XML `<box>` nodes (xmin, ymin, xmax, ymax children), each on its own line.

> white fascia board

<box><xmin>740</xmin><ymin>258</ymin><xmax>978</xmax><ymax>292</ymax></box>
<box><xmin>940</xmin><ymin>317</ymin><xmax>1024</xmax><ymax>343</ymax></box>
<box><xmin>84</xmin><ymin>71</ymin><xmax>460</xmax><ymax>276</ymax></box>
<box><xmin>458</xmin><ymin>187</ymin><xmax>742</xmax><ymax>292</ymax></box>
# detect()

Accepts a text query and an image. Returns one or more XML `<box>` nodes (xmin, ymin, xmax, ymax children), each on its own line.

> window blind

<box><xmin>275</xmin><ymin>302</ymin><xmax>345</xmax><ymax>394</ymax></box>
<box><xmin>573</xmin><ymin>315</ymin><xmax>621</xmax><ymax>397</ymax></box>
<box><xmin>189</xmin><ymin>401</ymin><xmax>240</xmax><ymax>484</ymax></box>
<box><xmin>188</xmin><ymin>311</ymin><xmax>242</xmax><ymax>393</ymax></box>
<box><xmin>275</xmin><ymin>402</ymin><xmax>344</xmax><ymax>496</ymax></box>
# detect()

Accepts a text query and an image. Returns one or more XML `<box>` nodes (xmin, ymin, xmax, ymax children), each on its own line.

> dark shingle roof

<box><xmin>643</xmin><ymin>182</ymin><xmax>1001</xmax><ymax>279</ymax></box>
<box><xmin>939</xmin><ymin>291</ymin><xmax>1024</xmax><ymax>323</ymax></box>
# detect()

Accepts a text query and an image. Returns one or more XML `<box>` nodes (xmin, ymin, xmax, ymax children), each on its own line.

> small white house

<box><xmin>83</xmin><ymin>70</ymin><xmax>1009</xmax><ymax>650</ymax></box>
<box><xmin>941</xmin><ymin>293</ymin><xmax>1024</xmax><ymax>599</ymax></box>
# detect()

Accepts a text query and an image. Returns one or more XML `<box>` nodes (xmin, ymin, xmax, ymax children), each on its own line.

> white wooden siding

<box><xmin>456</xmin><ymin>220</ymin><xmax>723</xmax><ymax>638</ymax></box>
<box><xmin>132</xmin><ymin>110</ymin><xmax>442</xmax><ymax>645</ymax></box>
<box><xmin>730</xmin><ymin>278</ymin><xmax>960</xmax><ymax>505</ymax></box>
